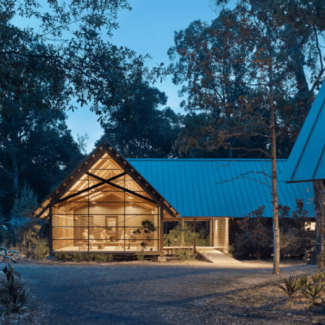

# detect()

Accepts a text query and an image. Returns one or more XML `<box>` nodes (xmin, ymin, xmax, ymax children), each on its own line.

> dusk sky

<box><xmin>64</xmin><ymin>0</ymin><xmax>218</xmax><ymax>152</ymax></box>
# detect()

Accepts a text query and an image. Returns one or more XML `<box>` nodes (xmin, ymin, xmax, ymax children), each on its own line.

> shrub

<box><xmin>233</xmin><ymin>200</ymin><xmax>315</xmax><ymax>260</ymax></box>
<box><xmin>279</xmin><ymin>275</ymin><xmax>300</xmax><ymax>298</ymax></box>
<box><xmin>137</xmin><ymin>255</ymin><xmax>145</xmax><ymax>261</ymax></box>
<box><xmin>303</xmin><ymin>281</ymin><xmax>325</xmax><ymax>304</ymax></box>
<box><xmin>107</xmin><ymin>254</ymin><xmax>113</xmax><ymax>262</ymax></box>
<box><xmin>298</xmin><ymin>274</ymin><xmax>309</xmax><ymax>288</ymax></box>
<box><xmin>55</xmin><ymin>252</ymin><xmax>67</xmax><ymax>261</ymax></box>
<box><xmin>34</xmin><ymin>240</ymin><xmax>48</xmax><ymax>259</ymax></box>
<box><xmin>312</xmin><ymin>272</ymin><xmax>324</xmax><ymax>284</ymax></box>
<box><xmin>0</xmin><ymin>279</ymin><xmax>29</xmax><ymax>314</ymax></box>
<box><xmin>228</xmin><ymin>245</ymin><xmax>234</xmax><ymax>257</ymax></box>
<box><xmin>174</xmin><ymin>249</ymin><xmax>191</xmax><ymax>261</ymax></box>
<box><xmin>94</xmin><ymin>254</ymin><xmax>106</xmax><ymax>263</ymax></box>
<box><xmin>233</xmin><ymin>206</ymin><xmax>272</xmax><ymax>260</ymax></box>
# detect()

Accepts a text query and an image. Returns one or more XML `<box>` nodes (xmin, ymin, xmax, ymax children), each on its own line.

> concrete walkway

<box><xmin>197</xmin><ymin>248</ymin><xmax>244</xmax><ymax>266</ymax></box>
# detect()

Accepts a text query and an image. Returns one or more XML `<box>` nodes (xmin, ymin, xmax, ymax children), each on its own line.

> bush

<box><xmin>55</xmin><ymin>252</ymin><xmax>67</xmax><ymax>261</ymax></box>
<box><xmin>279</xmin><ymin>275</ymin><xmax>300</xmax><ymax>298</ymax></box>
<box><xmin>35</xmin><ymin>240</ymin><xmax>48</xmax><ymax>259</ymax></box>
<box><xmin>233</xmin><ymin>200</ymin><xmax>315</xmax><ymax>260</ymax></box>
<box><xmin>94</xmin><ymin>254</ymin><xmax>107</xmax><ymax>263</ymax></box>
<box><xmin>137</xmin><ymin>255</ymin><xmax>145</xmax><ymax>261</ymax></box>
<box><xmin>174</xmin><ymin>249</ymin><xmax>191</xmax><ymax>261</ymax></box>
<box><xmin>107</xmin><ymin>254</ymin><xmax>114</xmax><ymax>262</ymax></box>
<box><xmin>0</xmin><ymin>279</ymin><xmax>29</xmax><ymax>314</ymax></box>
<box><xmin>233</xmin><ymin>206</ymin><xmax>272</xmax><ymax>260</ymax></box>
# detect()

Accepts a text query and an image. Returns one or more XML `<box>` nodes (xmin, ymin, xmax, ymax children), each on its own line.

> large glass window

<box><xmin>51</xmin><ymin>153</ymin><xmax>161</xmax><ymax>252</ymax></box>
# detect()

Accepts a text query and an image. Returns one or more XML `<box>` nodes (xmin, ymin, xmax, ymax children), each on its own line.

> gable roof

<box><xmin>33</xmin><ymin>138</ymin><xmax>179</xmax><ymax>219</ymax></box>
<box><xmin>280</xmin><ymin>79</ymin><xmax>325</xmax><ymax>183</ymax></box>
<box><xmin>128</xmin><ymin>159</ymin><xmax>315</xmax><ymax>218</ymax></box>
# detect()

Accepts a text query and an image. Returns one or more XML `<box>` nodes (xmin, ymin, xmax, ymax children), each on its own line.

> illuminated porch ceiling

<box><xmin>33</xmin><ymin>139</ymin><xmax>179</xmax><ymax>219</ymax></box>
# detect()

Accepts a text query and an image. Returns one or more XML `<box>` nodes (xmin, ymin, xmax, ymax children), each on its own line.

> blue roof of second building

<box><xmin>127</xmin><ymin>159</ymin><xmax>315</xmax><ymax>218</ymax></box>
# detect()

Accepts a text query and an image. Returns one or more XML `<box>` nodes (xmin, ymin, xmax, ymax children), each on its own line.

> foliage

<box><xmin>233</xmin><ymin>206</ymin><xmax>272</xmax><ymax>259</ymax></box>
<box><xmin>169</xmin><ymin>0</ymin><xmax>325</xmax><ymax>274</ymax></box>
<box><xmin>136</xmin><ymin>219</ymin><xmax>157</xmax><ymax>253</ymax></box>
<box><xmin>0</xmin><ymin>279</ymin><xmax>28</xmax><ymax>315</ymax></box>
<box><xmin>174</xmin><ymin>249</ymin><xmax>191</xmax><ymax>261</ymax></box>
<box><xmin>279</xmin><ymin>200</ymin><xmax>314</xmax><ymax>258</ymax></box>
<box><xmin>54</xmin><ymin>252</ymin><xmax>115</xmax><ymax>263</ymax></box>
<box><xmin>164</xmin><ymin>222</ymin><xmax>200</xmax><ymax>247</ymax></box>
<box><xmin>298</xmin><ymin>275</ymin><xmax>309</xmax><ymax>289</ymax></box>
<box><xmin>94</xmin><ymin>254</ymin><xmax>107</xmax><ymax>263</ymax></box>
<box><xmin>0</xmin><ymin>0</ymin><xmax>155</xmax><ymax>120</ymax></box>
<box><xmin>136</xmin><ymin>255</ymin><xmax>145</xmax><ymax>261</ymax></box>
<box><xmin>233</xmin><ymin>200</ymin><xmax>314</xmax><ymax>260</ymax></box>
<box><xmin>99</xmin><ymin>81</ymin><xmax>182</xmax><ymax>158</ymax></box>
<box><xmin>279</xmin><ymin>275</ymin><xmax>300</xmax><ymax>298</ymax></box>
<box><xmin>0</xmin><ymin>108</ymin><xmax>85</xmax><ymax>218</ymax></box>
<box><xmin>55</xmin><ymin>252</ymin><xmax>67</xmax><ymax>262</ymax></box>
<box><xmin>228</xmin><ymin>245</ymin><xmax>234</xmax><ymax>258</ymax></box>
<box><xmin>303</xmin><ymin>282</ymin><xmax>325</xmax><ymax>304</ymax></box>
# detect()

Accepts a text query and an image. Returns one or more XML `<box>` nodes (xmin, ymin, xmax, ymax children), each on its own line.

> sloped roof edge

<box><xmin>33</xmin><ymin>138</ymin><xmax>180</xmax><ymax>218</ymax></box>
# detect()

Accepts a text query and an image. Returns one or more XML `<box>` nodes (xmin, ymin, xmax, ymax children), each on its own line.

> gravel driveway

<box><xmin>14</xmin><ymin>260</ymin><xmax>317</xmax><ymax>325</ymax></box>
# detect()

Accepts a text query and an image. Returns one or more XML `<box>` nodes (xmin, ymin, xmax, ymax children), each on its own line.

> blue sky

<box><xmin>65</xmin><ymin>0</ymin><xmax>218</xmax><ymax>152</ymax></box>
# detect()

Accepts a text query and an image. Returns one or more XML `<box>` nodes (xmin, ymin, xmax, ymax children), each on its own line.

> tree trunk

<box><xmin>309</xmin><ymin>181</ymin><xmax>325</xmax><ymax>266</ymax></box>
<box><xmin>269</xmin><ymin>58</ymin><xmax>281</xmax><ymax>275</ymax></box>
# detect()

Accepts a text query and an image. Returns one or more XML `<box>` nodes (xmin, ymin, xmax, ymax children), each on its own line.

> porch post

<box><xmin>160</xmin><ymin>207</ymin><xmax>164</xmax><ymax>255</ymax></box>
<box><xmin>210</xmin><ymin>219</ymin><xmax>213</xmax><ymax>247</ymax></box>
<box><xmin>193</xmin><ymin>218</ymin><xmax>196</xmax><ymax>254</ymax></box>
<box><xmin>181</xmin><ymin>218</ymin><xmax>185</xmax><ymax>246</ymax></box>
<box><xmin>49</xmin><ymin>206</ymin><xmax>53</xmax><ymax>254</ymax></box>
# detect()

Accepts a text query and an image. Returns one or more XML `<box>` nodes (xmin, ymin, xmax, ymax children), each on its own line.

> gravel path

<box><xmin>14</xmin><ymin>260</ymin><xmax>317</xmax><ymax>325</ymax></box>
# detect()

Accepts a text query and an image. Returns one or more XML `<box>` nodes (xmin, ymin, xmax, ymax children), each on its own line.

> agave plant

<box><xmin>303</xmin><ymin>281</ymin><xmax>325</xmax><ymax>304</ymax></box>
<box><xmin>298</xmin><ymin>275</ymin><xmax>309</xmax><ymax>289</ymax></box>
<box><xmin>312</xmin><ymin>272</ymin><xmax>323</xmax><ymax>284</ymax></box>
<box><xmin>279</xmin><ymin>275</ymin><xmax>300</xmax><ymax>298</ymax></box>
<box><xmin>0</xmin><ymin>279</ymin><xmax>29</xmax><ymax>314</ymax></box>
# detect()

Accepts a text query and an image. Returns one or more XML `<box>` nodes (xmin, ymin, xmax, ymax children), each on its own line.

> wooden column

<box><xmin>193</xmin><ymin>218</ymin><xmax>196</xmax><ymax>254</ymax></box>
<box><xmin>160</xmin><ymin>207</ymin><xmax>164</xmax><ymax>255</ymax></box>
<box><xmin>49</xmin><ymin>206</ymin><xmax>53</xmax><ymax>254</ymax></box>
<box><xmin>181</xmin><ymin>218</ymin><xmax>185</xmax><ymax>246</ymax></box>
<box><xmin>210</xmin><ymin>219</ymin><xmax>213</xmax><ymax>247</ymax></box>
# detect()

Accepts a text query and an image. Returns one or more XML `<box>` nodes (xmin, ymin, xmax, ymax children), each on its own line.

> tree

<box><xmin>213</xmin><ymin>0</ymin><xmax>325</xmax><ymax>269</ymax></box>
<box><xmin>0</xmin><ymin>107</ymin><xmax>85</xmax><ymax>217</ymax></box>
<box><xmin>9</xmin><ymin>183</ymin><xmax>38</xmax><ymax>245</ymax></box>
<box><xmin>169</xmin><ymin>0</ymin><xmax>325</xmax><ymax>273</ymax></box>
<box><xmin>98</xmin><ymin>81</ymin><xmax>182</xmax><ymax>158</ymax></box>
<box><xmin>0</xmin><ymin>0</ymin><xmax>155</xmax><ymax>119</ymax></box>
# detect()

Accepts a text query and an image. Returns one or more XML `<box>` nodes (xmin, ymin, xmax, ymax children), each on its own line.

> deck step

<box><xmin>197</xmin><ymin>248</ymin><xmax>243</xmax><ymax>266</ymax></box>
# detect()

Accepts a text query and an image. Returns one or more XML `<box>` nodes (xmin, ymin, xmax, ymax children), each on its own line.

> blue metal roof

<box><xmin>280</xmin><ymin>79</ymin><xmax>325</xmax><ymax>183</ymax></box>
<box><xmin>127</xmin><ymin>159</ymin><xmax>315</xmax><ymax>218</ymax></box>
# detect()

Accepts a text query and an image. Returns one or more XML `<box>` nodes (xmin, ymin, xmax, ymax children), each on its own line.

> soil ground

<box><xmin>1</xmin><ymin>258</ymin><xmax>325</xmax><ymax>325</ymax></box>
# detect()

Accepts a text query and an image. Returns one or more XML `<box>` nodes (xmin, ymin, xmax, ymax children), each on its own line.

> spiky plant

<box><xmin>303</xmin><ymin>282</ymin><xmax>325</xmax><ymax>304</ymax></box>
<box><xmin>312</xmin><ymin>273</ymin><xmax>323</xmax><ymax>284</ymax></box>
<box><xmin>279</xmin><ymin>275</ymin><xmax>300</xmax><ymax>298</ymax></box>
<box><xmin>298</xmin><ymin>275</ymin><xmax>309</xmax><ymax>289</ymax></box>
<box><xmin>0</xmin><ymin>279</ymin><xmax>29</xmax><ymax>314</ymax></box>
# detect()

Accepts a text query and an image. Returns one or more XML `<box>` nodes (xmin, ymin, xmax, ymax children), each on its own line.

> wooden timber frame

<box><xmin>163</xmin><ymin>217</ymin><xmax>230</xmax><ymax>254</ymax></box>
<box><xmin>33</xmin><ymin>138</ymin><xmax>180</xmax><ymax>256</ymax></box>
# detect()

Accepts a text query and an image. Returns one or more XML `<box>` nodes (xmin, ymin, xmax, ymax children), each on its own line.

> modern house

<box><xmin>34</xmin><ymin>139</ymin><xmax>315</xmax><ymax>256</ymax></box>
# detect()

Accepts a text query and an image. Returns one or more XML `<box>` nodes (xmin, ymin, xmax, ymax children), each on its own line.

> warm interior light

<box><xmin>90</xmin><ymin>194</ymin><xmax>104</xmax><ymax>201</ymax></box>
<box><xmin>128</xmin><ymin>196</ymin><xmax>133</xmax><ymax>199</ymax></box>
